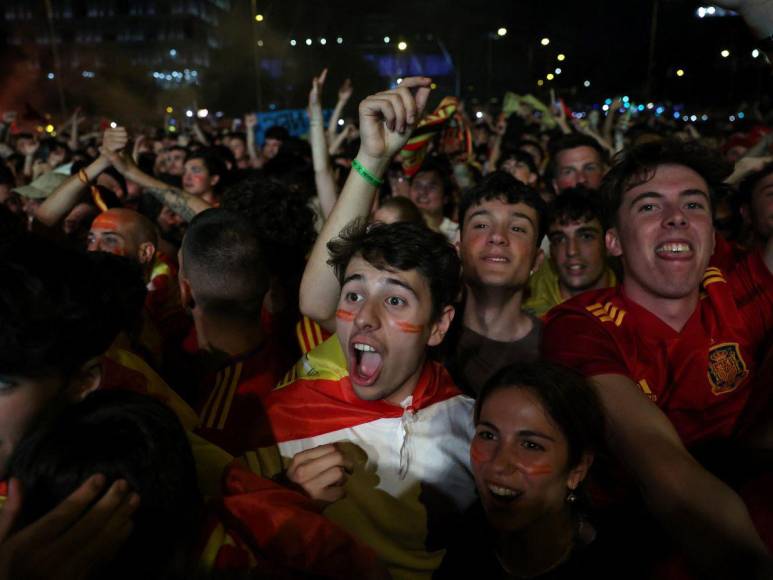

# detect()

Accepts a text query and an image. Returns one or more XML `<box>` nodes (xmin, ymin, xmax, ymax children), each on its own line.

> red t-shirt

<box><xmin>542</xmin><ymin>250</ymin><xmax>773</xmax><ymax>447</ymax></box>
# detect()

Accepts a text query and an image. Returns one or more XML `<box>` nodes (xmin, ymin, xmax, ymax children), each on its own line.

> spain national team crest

<box><xmin>707</xmin><ymin>342</ymin><xmax>749</xmax><ymax>395</ymax></box>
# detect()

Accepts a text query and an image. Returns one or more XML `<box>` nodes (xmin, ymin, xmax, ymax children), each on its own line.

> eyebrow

<box><xmin>342</xmin><ymin>273</ymin><xmax>419</xmax><ymax>299</ymax></box>
<box><xmin>518</xmin><ymin>430</ymin><xmax>556</xmax><ymax>442</ymax></box>
<box><xmin>629</xmin><ymin>188</ymin><xmax>710</xmax><ymax>207</ymax></box>
<box><xmin>468</xmin><ymin>209</ymin><xmax>536</xmax><ymax>228</ymax></box>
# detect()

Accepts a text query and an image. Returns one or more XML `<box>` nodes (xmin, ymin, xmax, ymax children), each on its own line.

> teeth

<box><xmin>353</xmin><ymin>343</ymin><xmax>376</xmax><ymax>353</ymax></box>
<box><xmin>567</xmin><ymin>264</ymin><xmax>584</xmax><ymax>271</ymax></box>
<box><xmin>488</xmin><ymin>484</ymin><xmax>519</xmax><ymax>497</ymax></box>
<box><xmin>486</xmin><ymin>257</ymin><xmax>507</xmax><ymax>262</ymax></box>
<box><xmin>656</xmin><ymin>242</ymin><xmax>691</xmax><ymax>254</ymax></box>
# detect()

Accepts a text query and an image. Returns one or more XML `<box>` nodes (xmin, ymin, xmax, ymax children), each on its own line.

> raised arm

<box><xmin>102</xmin><ymin>131</ymin><xmax>211</xmax><ymax>222</ymax></box>
<box><xmin>308</xmin><ymin>69</ymin><xmax>338</xmax><ymax>219</ymax></box>
<box><xmin>593</xmin><ymin>373</ymin><xmax>773</xmax><ymax>579</ymax></box>
<box><xmin>299</xmin><ymin>77</ymin><xmax>433</xmax><ymax>329</ymax></box>
<box><xmin>245</xmin><ymin>113</ymin><xmax>260</xmax><ymax>168</ymax></box>
<box><xmin>35</xmin><ymin>127</ymin><xmax>128</xmax><ymax>227</ymax></box>
<box><xmin>326</xmin><ymin>78</ymin><xmax>353</xmax><ymax>144</ymax></box>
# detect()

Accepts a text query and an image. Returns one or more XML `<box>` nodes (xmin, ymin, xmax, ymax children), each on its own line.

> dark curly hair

<box><xmin>8</xmin><ymin>389</ymin><xmax>202</xmax><ymax>580</ymax></box>
<box><xmin>327</xmin><ymin>220</ymin><xmax>461</xmax><ymax>322</ymax></box>
<box><xmin>458</xmin><ymin>170</ymin><xmax>548</xmax><ymax>246</ymax></box>
<box><xmin>601</xmin><ymin>139</ymin><xmax>732</xmax><ymax>227</ymax></box>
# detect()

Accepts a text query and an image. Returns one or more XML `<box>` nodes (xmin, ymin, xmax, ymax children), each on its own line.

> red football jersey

<box><xmin>195</xmin><ymin>341</ymin><xmax>293</xmax><ymax>455</ymax></box>
<box><xmin>543</xmin><ymin>250</ymin><xmax>773</xmax><ymax>447</ymax></box>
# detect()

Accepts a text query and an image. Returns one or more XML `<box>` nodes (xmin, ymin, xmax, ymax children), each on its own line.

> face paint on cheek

<box><xmin>336</xmin><ymin>309</ymin><xmax>355</xmax><ymax>321</ymax></box>
<box><xmin>470</xmin><ymin>440</ymin><xmax>493</xmax><ymax>467</ymax></box>
<box><xmin>395</xmin><ymin>321</ymin><xmax>424</xmax><ymax>333</ymax></box>
<box><xmin>516</xmin><ymin>462</ymin><xmax>553</xmax><ymax>477</ymax></box>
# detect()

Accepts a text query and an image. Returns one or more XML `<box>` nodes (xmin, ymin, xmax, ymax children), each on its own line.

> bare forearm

<box><xmin>328</xmin><ymin>130</ymin><xmax>348</xmax><ymax>156</ymax></box>
<box><xmin>299</xmin><ymin>153</ymin><xmax>386</xmax><ymax>323</ymax></box>
<box><xmin>143</xmin><ymin>186</ymin><xmax>203</xmax><ymax>222</ymax></box>
<box><xmin>36</xmin><ymin>156</ymin><xmax>110</xmax><ymax>226</ymax></box>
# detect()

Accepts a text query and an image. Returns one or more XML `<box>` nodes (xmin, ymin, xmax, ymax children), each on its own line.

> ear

<box><xmin>566</xmin><ymin>452</ymin><xmax>594</xmax><ymax>491</ymax></box>
<box><xmin>137</xmin><ymin>241</ymin><xmax>156</xmax><ymax>265</ymax></box>
<box><xmin>528</xmin><ymin>172</ymin><xmax>538</xmax><ymax>186</ymax></box>
<box><xmin>179</xmin><ymin>276</ymin><xmax>196</xmax><ymax>310</ymax></box>
<box><xmin>551</xmin><ymin>178</ymin><xmax>559</xmax><ymax>194</ymax></box>
<box><xmin>65</xmin><ymin>357</ymin><xmax>103</xmax><ymax>401</ymax></box>
<box><xmin>427</xmin><ymin>304</ymin><xmax>455</xmax><ymax>347</ymax></box>
<box><xmin>210</xmin><ymin>174</ymin><xmax>220</xmax><ymax>188</ymax></box>
<box><xmin>605</xmin><ymin>228</ymin><xmax>623</xmax><ymax>257</ymax></box>
<box><xmin>530</xmin><ymin>247</ymin><xmax>545</xmax><ymax>274</ymax></box>
<box><xmin>454</xmin><ymin>236</ymin><xmax>462</xmax><ymax>256</ymax></box>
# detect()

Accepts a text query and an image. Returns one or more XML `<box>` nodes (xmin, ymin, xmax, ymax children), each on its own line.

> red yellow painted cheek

<box><xmin>395</xmin><ymin>321</ymin><xmax>424</xmax><ymax>333</ymax></box>
<box><xmin>336</xmin><ymin>309</ymin><xmax>355</xmax><ymax>321</ymax></box>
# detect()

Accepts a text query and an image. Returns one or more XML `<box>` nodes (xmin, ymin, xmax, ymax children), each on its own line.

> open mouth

<box><xmin>482</xmin><ymin>255</ymin><xmax>510</xmax><ymax>264</ymax></box>
<box><xmin>349</xmin><ymin>341</ymin><xmax>384</xmax><ymax>386</ymax></box>
<box><xmin>564</xmin><ymin>263</ymin><xmax>587</xmax><ymax>274</ymax></box>
<box><xmin>655</xmin><ymin>241</ymin><xmax>693</xmax><ymax>259</ymax></box>
<box><xmin>487</xmin><ymin>483</ymin><xmax>523</xmax><ymax>503</ymax></box>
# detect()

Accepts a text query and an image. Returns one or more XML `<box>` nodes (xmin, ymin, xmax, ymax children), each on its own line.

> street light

<box><xmin>557</xmin><ymin>53</ymin><xmax>565</xmax><ymax>61</ymax></box>
<box><xmin>752</xmin><ymin>48</ymin><xmax>760</xmax><ymax>58</ymax></box>
<box><xmin>384</xmin><ymin>36</ymin><xmax>390</xmax><ymax>44</ymax></box>
<box><xmin>540</xmin><ymin>37</ymin><xmax>550</xmax><ymax>46</ymax></box>
<box><xmin>290</xmin><ymin>39</ymin><xmax>297</xmax><ymax>46</ymax></box>
<box><xmin>720</xmin><ymin>49</ymin><xmax>730</xmax><ymax>58</ymax></box>
<box><xmin>398</xmin><ymin>41</ymin><xmax>408</xmax><ymax>51</ymax></box>
<box><xmin>255</xmin><ymin>13</ymin><xmax>263</xmax><ymax>22</ymax></box>
<box><xmin>676</xmin><ymin>68</ymin><xmax>685</xmax><ymax>77</ymax></box>
<box><xmin>546</xmin><ymin>73</ymin><xmax>555</xmax><ymax>80</ymax></box>
<box><xmin>497</xmin><ymin>27</ymin><xmax>507</xmax><ymax>37</ymax></box>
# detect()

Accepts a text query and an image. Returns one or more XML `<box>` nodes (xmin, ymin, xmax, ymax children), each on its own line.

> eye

<box><xmin>0</xmin><ymin>377</ymin><xmax>17</xmax><ymax>393</ymax></box>
<box><xmin>345</xmin><ymin>291</ymin><xmax>363</xmax><ymax>303</ymax></box>
<box><xmin>521</xmin><ymin>439</ymin><xmax>544</xmax><ymax>452</ymax></box>
<box><xmin>584</xmin><ymin>164</ymin><xmax>601</xmax><ymax>173</ymax></box>
<box><xmin>511</xmin><ymin>224</ymin><xmax>528</xmax><ymax>234</ymax></box>
<box><xmin>386</xmin><ymin>296</ymin><xmax>406</xmax><ymax>307</ymax></box>
<box><xmin>638</xmin><ymin>203</ymin><xmax>657</xmax><ymax>213</ymax></box>
<box><xmin>580</xmin><ymin>232</ymin><xmax>597</xmax><ymax>241</ymax></box>
<box><xmin>473</xmin><ymin>222</ymin><xmax>488</xmax><ymax>229</ymax></box>
<box><xmin>685</xmin><ymin>201</ymin><xmax>705</xmax><ymax>210</ymax></box>
<box><xmin>475</xmin><ymin>428</ymin><xmax>496</xmax><ymax>441</ymax></box>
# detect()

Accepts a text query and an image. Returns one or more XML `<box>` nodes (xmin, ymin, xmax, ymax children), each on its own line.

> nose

<box><xmin>663</xmin><ymin>204</ymin><xmax>688</xmax><ymax>228</ymax></box>
<box><xmin>354</xmin><ymin>298</ymin><xmax>380</xmax><ymax>331</ymax></box>
<box><xmin>566</xmin><ymin>235</ymin><xmax>579</xmax><ymax>257</ymax></box>
<box><xmin>487</xmin><ymin>223</ymin><xmax>508</xmax><ymax>246</ymax></box>
<box><xmin>491</xmin><ymin>442</ymin><xmax>517</xmax><ymax>475</ymax></box>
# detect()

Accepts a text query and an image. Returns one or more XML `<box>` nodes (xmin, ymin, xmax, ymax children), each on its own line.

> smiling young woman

<box><xmin>436</xmin><ymin>361</ymin><xmax>620</xmax><ymax>579</ymax></box>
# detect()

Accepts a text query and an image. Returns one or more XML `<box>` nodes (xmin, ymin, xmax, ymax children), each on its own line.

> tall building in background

<box><xmin>2</xmin><ymin>0</ymin><xmax>230</xmax><ymax>89</ymax></box>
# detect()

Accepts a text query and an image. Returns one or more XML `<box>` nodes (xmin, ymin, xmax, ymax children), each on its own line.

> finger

<box><xmin>290</xmin><ymin>449</ymin><xmax>353</xmax><ymax>484</ymax></box>
<box><xmin>375</xmin><ymin>92</ymin><xmax>407</xmax><ymax>133</ymax></box>
<box><xmin>17</xmin><ymin>474</ymin><xmax>107</xmax><ymax>544</ymax></box>
<box><xmin>49</xmin><ymin>479</ymin><xmax>135</xmax><ymax>554</ymax></box>
<box><xmin>361</xmin><ymin>97</ymin><xmax>397</xmax><ymax>132</ymax></box>
<box><xmin>289</xmin><ymin>443</ymin><xmax>340</xmax><ymax>465</ymax></box>
<box><xmin>67</xmin><ymin>492</ymin><xmax>138</xmax><ymax>569</ymax></box>
<box><xmin>394</xmin><ymin>86</ymin><xmax>418</xmax><ymax>126</ymax></box>
<box><xmin>396</xmin><ymin>77</ymin><xmax>431</xmax><ymax>92</ymax></box>
<box><xmin>414</xmin><ymin>86</ymin><xmax>432</xmax><ymax>119</ymax></box>
<box><xmin>318</xmin><ymin>68</ymin><xmax>328</xmax><ymax>87</ymax></box>
<box><xmin>0</xmin><ymin>478</ymin><xmax>23</xmax><ymax>542</ymax></box>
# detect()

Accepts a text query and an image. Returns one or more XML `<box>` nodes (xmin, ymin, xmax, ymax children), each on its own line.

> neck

<box><xmin>496</xmin><ymin>509</ymin><xmax>576</xmax><ymax>578</ymax></box>
<box><xmin>201</xmin><ymin>191</ymin><xmax>216</xmax><ymax>204</ymax></box>
<box><xmin>194</xmin><ymin>311</ymin><xmax>265</xmax><ymax>366</ymax></box>
<box><xmin>423</xmin><ymin>210</ymin><xmax>444</xmax><ymax>230</ymax></box>
<box><xmin>558</xmin><ymin>269</ymin><xmax>610</xmax><ymax>301</ymax></box>
<box><xmin>623</xmin><ymin>283</ymin><xmax>699</xmax><ymax>332</ymax></box>
<box><xmin>384</xmin><ymin>354</ymin><xmax>427</xmax><ymax>406</ymax></box>
<box><xmin>463</xmin><ymin>283</ymin><xmax>533</xmax><ymax>342</ymax></box>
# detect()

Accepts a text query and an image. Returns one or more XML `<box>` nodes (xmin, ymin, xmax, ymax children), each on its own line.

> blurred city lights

<box><xmin>540</xmin><ymin>37</ymin><xmax>550</xmax><ymax>46</ymax></box>
<box><xmin>497</xmin><ymin>28</ymin><xmax>507</xmax><ymax>37</ymax></box>
<box><xmin>398</xmin><ymin>41</ymin><xmax>408</xmax><ymax>51</ymax></box>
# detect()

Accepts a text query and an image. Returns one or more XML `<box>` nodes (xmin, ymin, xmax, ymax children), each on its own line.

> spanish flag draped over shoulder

<box><xmin>399</xmin><ymin>96</ymin><xmax>472</xmax><ymax>176</ymax></box>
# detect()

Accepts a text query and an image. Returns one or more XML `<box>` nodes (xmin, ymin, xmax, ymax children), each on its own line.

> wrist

<box><xmin>354</xmin><ymin>152</ymin><xmax>390</xmax><ymax>178</ymax></box>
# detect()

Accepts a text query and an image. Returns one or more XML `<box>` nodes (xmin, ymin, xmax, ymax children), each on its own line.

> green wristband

<box><xmin>352</xmin><ymin>158</ymin><xmax>384</xmax><ymax>187</ymax></box>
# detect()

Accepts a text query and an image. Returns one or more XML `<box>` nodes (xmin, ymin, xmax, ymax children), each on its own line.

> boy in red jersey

<box><xmin>542</xmin><ymin>139</ymin><xmax>773</xmax><ymax>578</ymax></box>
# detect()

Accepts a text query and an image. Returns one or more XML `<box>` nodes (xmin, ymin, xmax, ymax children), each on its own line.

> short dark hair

<box><xmin>181</xmin><ymin>208</ymin><xmax>269</xmax><ymax>320</ymax></box>
<box><xmin>458</xmin><ymin>170</ymin><xmax>548</xmax><ymax>246</ymax></box>
<box><xmin>8</xmin><ymin>389</ymin><xmax>202</xmax><ymax>580</ymax></box>
<box><xmin>265</xmin><ymin>125</ymin><xmax>290</xmax><ymax>142</ymax></box>
<box><xmin>497</xmin><ymin>147</ymin><xmax>538</xmax><ymax>177</ymax></box>
<box><xmin>0</xmin><ymin>236</ymin><xmax>127</xmax><ymax>377</ymax></box>
<box><xmin>476</xmin><ymin>361</ymin><xmax>605</xmax><ymax>473</ymax></box>
<box><xmin>600</xmin><ymin>139</ymin><xmax>731</xmax><ymax>227</ymax></box>
<box><xmin>185</xmin><ymin>147</ymin><xmax>229</xmax><ymax>189</ymax></box>
<box><xmin>738</xmin><ymin>160</ymin><xmax>773</xmax><ymax>205</ymax></box>
<box><xmin>548</xmin><ymin>186</ymin><xmax>608</xmax><ymax>231</ymax></box>
<box><xmin>327</xmin><ymin>220</ymin><xmax>461</xmax><ymax>322</ymax></box>
<box><xmin>549</xmin><ymin>134</ymin><xmax>608</xmax><ymax>177</ymax></box>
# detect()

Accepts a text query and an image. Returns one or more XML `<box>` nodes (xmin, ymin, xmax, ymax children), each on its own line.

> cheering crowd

<box><xmin>0</xmin><ymin>2</ymin><xmax>772</xmax><ymax>579</ymax></box>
